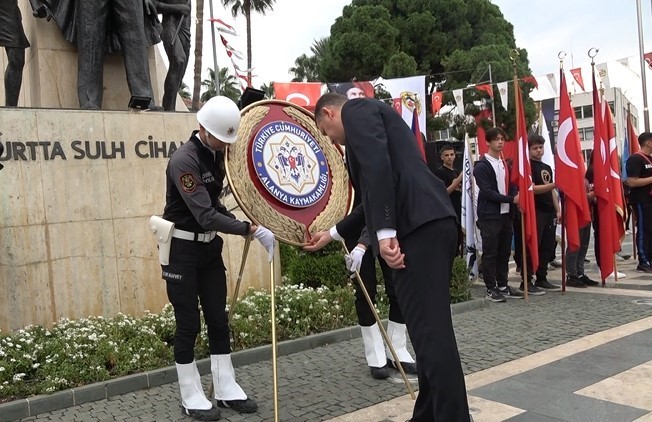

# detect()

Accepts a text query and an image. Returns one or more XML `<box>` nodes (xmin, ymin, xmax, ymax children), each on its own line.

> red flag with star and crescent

<box><xmin>431</xmin><ymin>91</ymin><xmax>443</xmax><ymax>115</ymax></box>
<box><xmin>514</xmin><ymin>78</ymin><xmax>539</xmax><ymax>272</ymax></box>
<box><xmin>555</xmin><ymin>70</ymin><xmax>591</xmax><ymax>251</ymax></box>
<box><xmin>591</xmin><ymin>67</ymin><xmax>617</xmax><ymax>281</ymax></box>
<box><xmin>603</xmin><ymin>99</ymin><xmax>627</xmax><ymax>243</ymax></box>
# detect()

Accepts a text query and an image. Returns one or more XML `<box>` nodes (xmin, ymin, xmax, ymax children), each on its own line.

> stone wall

<box><xmin>0</xmin><ymin>108</ymin><xmax>275</xmax><ymax>332</ymax></box>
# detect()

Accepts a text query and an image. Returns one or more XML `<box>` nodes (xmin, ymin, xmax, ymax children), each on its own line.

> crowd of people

<box><xmin>433</xmin><ymin>128</ymin><xmax>652</xmax><ymax>304</ymax></box>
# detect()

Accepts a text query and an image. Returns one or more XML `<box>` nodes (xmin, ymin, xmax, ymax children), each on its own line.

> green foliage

<box><xmin>201</xmin><ymin>67</ymin><xmax>241</xmax><ymax>103</ymax></box>
<box><xmin>449</xmin><ymin>256</ymin><xmax>473</xmax><ymax>303</ymax></box>
<box><xmin>281</xmin><ymin>243</ymin><xmax>350</xmax><ymax>290</ymax></box>
<box><xmin>383</xmin><ymin>52</ymin><xmax>419</xmax><ymax>79</ymax></box>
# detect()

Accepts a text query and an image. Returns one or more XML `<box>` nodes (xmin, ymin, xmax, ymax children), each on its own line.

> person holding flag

<box><xmin>626</xmin><ymin>132</ymin><xmax>652</xmax><ymax>273</ymax></box>
<box><xmin>473</xmin><ymin>127</ymin><xmax>524</xmax><ymax>302</ymax></box>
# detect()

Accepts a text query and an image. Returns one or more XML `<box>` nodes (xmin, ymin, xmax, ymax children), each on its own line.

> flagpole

<box><xmin>208</xmin><ymin>0</ymin><xmax>221</xmax><ymax>95</ymax></box>
<box><xmin>627</xmin><ymin>103</ymin><xmax>638</xmax><ymax>261</ymax></box>
<box><xmin>636</xmin><ymin>0</ymin><xmax>650</xmax><ymax>131</ymax></box>
<box><xmin>511</xmin><ymin>50</ymin><xmax>529</xmax><ymax>301</ymax></box>
<box><xmin>558</xmin><ymin>52</ymin><xmax>568</xmax><ymax>294</ymax></box>
<box><xmin>489</xmin><ymin>63</ymin><xmax>497</xmax><ymax>127</ymax></box>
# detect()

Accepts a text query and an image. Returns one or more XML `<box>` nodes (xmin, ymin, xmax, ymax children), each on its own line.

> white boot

<box><xmin>360</xmin><ymin>323</ymin><xmax>387</xmax><ymax>367</ymax></box>
<box><xmin>385</xmin><ymin>321</ymin><xmax>415</xmax><ymax>364</ymax></box>
<box><xmin>211</xmin><ymin>354</ymin><xmax>247</xmax><ymax>401</ymax></box>
<box><xmin>175</xmin><ymin>361</ymin><xmax>214</xmax><ymax>412</ymax></box>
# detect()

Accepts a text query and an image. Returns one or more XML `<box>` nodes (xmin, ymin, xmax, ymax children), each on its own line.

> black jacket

<box><xmin>473</xmin><ymin>157</ymin><xmax>516</xmax><ymax>220</ymax></box>
<box><xmin>335</xmin><ymin>98</ymin><xmax>456</xmax><ymax>255</ymax></box>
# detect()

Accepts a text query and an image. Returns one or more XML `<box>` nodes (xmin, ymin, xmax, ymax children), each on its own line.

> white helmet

<box><xmin>197</xmin><ymin>96</ymin><xmax>241</xmax><ymax>144</ymax></box>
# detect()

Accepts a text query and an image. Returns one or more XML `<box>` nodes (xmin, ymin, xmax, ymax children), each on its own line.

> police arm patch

<box><xmin>180</xmin><ymin>173</ymin><xmax>197</xmax><ymax>193</ymax></box>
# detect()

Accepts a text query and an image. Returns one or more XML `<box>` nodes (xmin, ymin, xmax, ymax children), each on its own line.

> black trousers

<box><xmin>344</xmin><ymin>238</ymin><xmax>403</xmax><ymax>326</ymax></box>
<box><xmin>477</xmin><ymin>214</ymin><xmax>513</xmax><ymax>289</ymax></box>
<box><xmin>76</xmin><ymin>0</ymin><xmax>153</xmax><ymax>109</ymax></box>
<box><xmin>394</xmin><ymin>218</ymin><xmax>469</xmax><ymax>422</ymax></box>
<box><xmin>517</xmin><ymin>210</ymin><xmax>556</xmax><ymax>282</ymax></box>
<box><xmin>163</xmin><ymin>237</ymin><xmax>230</xmax><ymax>364</ymax></box>
<box><xmin>634</xmin><ymin>203</ymin><xmax>652</xmax><ymax>266</ymax></box>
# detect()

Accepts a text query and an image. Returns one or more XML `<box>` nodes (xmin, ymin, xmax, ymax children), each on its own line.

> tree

<box><xmin>221</xmin><ymin>0</ymin><xmax>276</xmax><ymax>85</ymax></box>
<box><xmin>316</xmin><ymin>0</ymin><xmax>535</xmax><ymax>137</ymax></box>
<box><xmin>289</xmin><ymin>54</ymin><xmax>319</xmax><ymax>82</ymax></box>
<box><xmin>260</xmin><ymin>82</ymin><xmax>275</xmax><ymax>99</ymax></box>
<box><xmin>191</xmin><ymin>0</ymin><xmax>205</xmax><ymax>111</ymax></box>
<box><xmin>201</xmin><ymin>67</ymin><xmax>241</xmax><ymax>103</ymax></box>
<box><xmin>178</xmin><ymin>82</ymin><xmax>191</xmax><ymax>100</ymax></box>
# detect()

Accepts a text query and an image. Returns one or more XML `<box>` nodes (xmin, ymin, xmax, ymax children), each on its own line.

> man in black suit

<box><xmin>305</xmin><ymin>93</ymin><xmax>470</xmax><ymax>422</ymax></box>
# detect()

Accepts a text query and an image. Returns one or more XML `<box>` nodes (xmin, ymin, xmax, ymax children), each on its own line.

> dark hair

<box><xmin>440</xmin><ymin>144</ymin><xmax>455</xmax><ymax>154</ymax></box>
<box><xmin>528</xmin><ymin>134</ymin><xmax>545</xmax><ymax>148</ymax></box>
<box><xmin>639</xmin><ymin>131</ymin><xmax>652</xmax><ymax>147</ymax></box>
<box><xmin>486</xmin><ymin>127</ymin><xmax>507</xmax><ymax>142</ymax></box>
<box><xmin>314</xmin><ymin>93</ymin><xmax>348</xmax><ymax>121</ymax></box>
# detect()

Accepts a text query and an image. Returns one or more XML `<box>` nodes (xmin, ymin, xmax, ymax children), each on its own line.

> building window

<box><xmin>582</xmin><ymin>105</ymin><xmax>593</xmax><ymax>118</ymax></box>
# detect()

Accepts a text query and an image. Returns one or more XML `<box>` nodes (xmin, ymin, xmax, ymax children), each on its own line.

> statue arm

<box><xmin>29</xmin><ymin>0</ymin><xmax>53</xmax><ymax>20</ymax></box>
<box><xmin>155</xmin><ymin>1</ymin><xmax>191</xmax><ymax>16</ymax></box>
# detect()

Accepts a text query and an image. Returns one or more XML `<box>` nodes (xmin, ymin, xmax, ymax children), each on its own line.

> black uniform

<box><xmin>626</xmin><ymin>152</ymin><xmax>652</xmax><ymax>266</ymax></box>
<box><xmin>162</xmin><ymin>131</ymin><xmax>251</xmax><ymax>364</ymax></box>
<box><xmin>434</xmin><ymin>165</ymin><xmax>462</xmax><ymax>220</ymax></box>
<box><xmin>518</xmin><ymin>159</ymin><xmax>557</xmax><ymax>282</ymax></box>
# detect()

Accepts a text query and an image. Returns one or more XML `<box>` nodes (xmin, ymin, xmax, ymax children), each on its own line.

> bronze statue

<box><xmin>157</xmin><ymin>0</ymin><xmax>191</xmax><ymax>111</ymax></box>
<box><xmin>0</xmin><ymin>0</ymin><xmax>30</xmax><ymax>107</ymax></box>
<box><xmin>31</xmin><ymin>0</ymin><xmax>162</xmax><ymax>110</ymax></box>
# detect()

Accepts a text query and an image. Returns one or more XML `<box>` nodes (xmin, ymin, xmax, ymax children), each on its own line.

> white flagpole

<box><xmin>637</xmin><ymin>0</ymin><xmax>650</xmax><ymax>130</ymax></box>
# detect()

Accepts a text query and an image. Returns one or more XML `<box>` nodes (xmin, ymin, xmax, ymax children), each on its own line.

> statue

<box><xmin>156</xmin><ymin>0</ymin><xmax>191</xmax><ymax>111</ymax></box>
<box><xmin>0</xmin><ymin>0</ymin><xmax>29</xmax><ymax>107</ymax></box>
<box><xmin>31</xmin><ymin>0</ymin><xmax>163</xmax><ymax>110</ymax></box>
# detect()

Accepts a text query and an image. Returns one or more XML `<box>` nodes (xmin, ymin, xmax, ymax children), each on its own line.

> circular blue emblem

<box><xmin>252</xmin><ymin>121</ymin><xmax>330</xmax><ymax>208</ymax></box>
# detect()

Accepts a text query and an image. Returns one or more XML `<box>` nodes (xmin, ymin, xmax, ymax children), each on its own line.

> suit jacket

<box><xmin>337</xmin><ymin>98</ymin><xmax>456</xmax><ymax>255</ymax></box>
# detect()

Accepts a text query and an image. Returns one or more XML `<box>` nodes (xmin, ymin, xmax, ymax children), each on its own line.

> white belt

<box><xmin>172</xmin><ymin>228</ymin><xmax>217</xmax><ymax>243</ymax></box>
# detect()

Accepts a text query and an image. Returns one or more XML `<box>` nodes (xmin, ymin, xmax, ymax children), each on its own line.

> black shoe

<box><xmin>216</xmin><ymin>398</ymin><xmax>257</xmax><ymax>414</ymax></box>
<box><xmin>636</xmin><ymin>263</ymin><xmax>652</xmax><ymax>273</ymax></box>
<box><xmin>519</xmin><ymin>282</ymin><xmax>546</xmax><ymax>295</ymax></box>
<box><xmin>387</xmin><ymin>359</ymin><xmax>417</xmax><ymax>375</ymax></box>
<box><xmin>566</xmin><ymin>276</ymin><xmax>587</xmax><ymax>288</ymax></box>
<box><xmin>535</xmin><ymin>279</ymin><xmax>562</xmax><ymax>291</ymax></box>
<box><xmin>499</xmin><ymin>285</ymin><xmax>525</xmax><ymax>299</ymax></box>
<box><xmin>486</xmin><ymin>288</ymin><xmax>506</xmax><ymax>303</ymax></box>
<box><xmin>181</xmin><ymin>406</ymin><xmax>222</xmax><ymax>421</ymax></box>
<box><xmin>579</xmin><ymin>275</ymin><xmax>599</xmax><ymax>286</ymax></box>
<box><xmin>369</xmin><ymin>364</ymin><xmax>390</xmax><ymax>379</ymax></box>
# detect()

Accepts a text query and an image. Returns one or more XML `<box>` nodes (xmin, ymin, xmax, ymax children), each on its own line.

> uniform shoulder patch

<box><xmin>180</xmin><ymin>173</ymin><xmax>196</xmax><ymax>193</ymax></box>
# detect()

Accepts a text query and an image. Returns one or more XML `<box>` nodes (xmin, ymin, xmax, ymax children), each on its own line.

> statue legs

<box><xmin>162</xmin><ymin>34</ymin><xmax>190</xmax><ymax>111</ymax></box>
<box><xmin>75</xmin><ymin>0</ymin><xmax>155</xmax><ymax>109</ymax></box>
<box><xmin>4</xmin><ymin>47</ymin><xmax>25</xmax><ymax>107</ymax></box>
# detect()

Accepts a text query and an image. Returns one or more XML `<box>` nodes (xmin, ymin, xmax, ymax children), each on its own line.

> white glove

<box><xmin>344</xmin><ymin>245</ymin><xmax>366</xmax><ymax>273</ymax></box>
<box><xmin>253</xmin><ymin>225</ymin><xmax>275</xmax><ymax>262</ymax></box>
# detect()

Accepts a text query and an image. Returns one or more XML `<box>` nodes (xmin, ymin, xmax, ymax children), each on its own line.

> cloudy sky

<box><xmin>180</xmin><ymin>0</ymin><xmax>652</xmax><ymax>88</ymax></box>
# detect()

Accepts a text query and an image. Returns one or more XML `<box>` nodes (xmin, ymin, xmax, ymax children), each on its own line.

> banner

<box><xmin>273</xmin><ymin>83</ymin><xmax>323</xmax><ymax>110</ymax></box>
<box><xmin>375</xmin><ymin>76</ymin><xmax>427</xmax><ymax>133</ymax></box>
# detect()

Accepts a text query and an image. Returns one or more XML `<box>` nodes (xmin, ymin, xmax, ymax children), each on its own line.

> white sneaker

<box><xmin>607</xmin><ymin>271</ymin><xmax>626</xmax><ymax>279</ymax></box>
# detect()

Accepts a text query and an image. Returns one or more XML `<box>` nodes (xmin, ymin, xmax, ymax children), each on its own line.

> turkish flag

<box><xmin>392</xmin><ymin>98</ymin><xmax>403</xmax><ymax>114</ymax></box>
<box><xmin>411</xmin><ymin>108</ymin><xmax>426</xmax><ymax>160</ymax></box>
<box><xmin>591</xmin><ymin>68</ymin><xmax>617</xmax><ymax>281</ymax></box>
<box><xmin>521</xmin><ymin>75</ymin><xmax>538</xmax><ymax>89</ymax></box>
<box><xmin>431</xmin><ymin>92</ymin><xmax>443</xmax><ymax>115</ymax></box>
<box><xmin>474</xmin><ymin>109</ymin><xmax>492</xmax><ymax>157</ymax></box>
<box><xmin>570</xmin><ymin>68</ymin><xmax>586</xmax><ymax>92</ymax></box>
<box><xmin>273</xmin><ymin>82</ymin><xmax>323</xmax><ymax>111</ymax></box>
<box><xmin>475</xmin><ymin>84</ymin><xmax>494</xmax><ymax>98</ymax></box>
<box><xmin>555</xmin><ymin>70</ymin><xmax>591</xmax><ymax>252</ymax></box>
<box><xmin>514</xmin><ymin>79</ymin><xmax>539</xmax><ymax>272</ymax></box>
<box><xmin>627</xmin><ymin>109</ymin><xmax>640</xmax><ymax>154</ymax></box>
<box><xmin>604</xmin><ymin>100</ymin><xmax>626</xmax><ymax>243</ymax></box>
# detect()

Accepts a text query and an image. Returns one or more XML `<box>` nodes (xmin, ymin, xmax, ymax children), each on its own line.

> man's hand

<box><xmin>512</xmin><ymin>193</ymin><xmax>520</xmax><ymax>206</ymax></box>
<box><xmin>345</xmin><ymin>245</ymin><xmax>366</xmax><ymax>273</ymax></box>
<box><xmin>144</xmin><ymin>0</ymin><xmax>156</xmax><ymax>15</ymax></box>
<box><xmin>33</xmin><ymin>4</ymin><xmax>53</xmax><ymax>21</ymax></box>
<box><xmin>253</xmin><ymin>225</ymin><xmax>275</xmax><ymax>262</ymax></box>
<box><xmin>303</xmin><ymin>231</ymin><xmax>333</xmax><ymax>252</ymax></box>
<box><xmin>379</xmin><ymin>238</ymin><xmax>405</xmax><ymax>269</ymax></box>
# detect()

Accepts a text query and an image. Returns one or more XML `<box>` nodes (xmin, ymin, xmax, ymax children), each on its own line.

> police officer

<box><xmin>159</xmin><ymin>95</ymin><xmax>274</xmax><ymax>420</ymax></box>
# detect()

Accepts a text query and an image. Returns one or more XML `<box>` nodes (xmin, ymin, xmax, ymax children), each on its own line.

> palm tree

<box><xmin>289</xmin><ymin>54</ymin><xmax>319</xmax><ymax>82</ymax></box>
<box><xmin>310</xmin><ymin>36</ymin><xmax>329</xmax><ymax>59</ymax></box>
<box><xmin>178</xmin><ymin>82</ymin><xmax>191</xmax><ymax>99</ymax></box>
<box><xmin>201</xmin><ymin>67</ymin><xmax>240</xmax><ymax>103</ymax></box>
<box><xmin>259</xmin><ymin>82</ymin><xmax>274</xmax><ymax>99</ymax></box>
<box><xmin>221</xmin><ymin>0</ymin><xmax>276</xmax><ymax>85</ymax></box>
<box><xmin>192</xmin><ymin>0</ymin><xmax>205</xmax><ymax>111</ymax></box>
